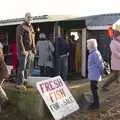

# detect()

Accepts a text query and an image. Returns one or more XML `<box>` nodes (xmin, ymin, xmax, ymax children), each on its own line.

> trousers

<box><xmin>90</xmin><ymin>80</ymin><xmax>99</xmax><ymax>107</ymax></box>
<box><xmin>16</xmin><ymin>51</ymin><xmax>34</xmax><ymax>85</ymax></box>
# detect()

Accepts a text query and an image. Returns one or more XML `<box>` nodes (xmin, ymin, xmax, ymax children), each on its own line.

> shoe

<box><xmin>23</xmin><ymin>81</ymin><xmax>33</xmax><ymax>88</ymax></box>
<box><xmin>15</xmin><ymin>85</ymin><xmax>27</xmax><ymax>90</ymax></box>
<box><xmin>88</xmin><ymin>103</ymin><xmax>99</xmax><ymax>110</ymax></box>
<box><xmin>23</xmin><ymin>81</ymin><xmax>28</xmax><ymax>85</ymax></box>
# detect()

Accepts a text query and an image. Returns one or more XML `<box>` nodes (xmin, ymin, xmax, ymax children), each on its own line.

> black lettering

<box><xmin>49</xmin><ymin>103</ymin><xmax>60</xmax><ymax>111</ymax></box>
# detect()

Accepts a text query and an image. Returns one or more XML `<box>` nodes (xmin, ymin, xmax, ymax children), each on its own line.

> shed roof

<box><xmin>0</xmin><ymin>15</ymin><xmax>76</xmax><ymax>26</ymax></box>
<box><xmin>86</xmin><ymin>13</ymin><xmax>120</xmax><ymax>26</ymax></box>
<box><xmin>72</xmin><ymin>13</ymin><xmax>120</xmax><ymax>26</ymax></box>
<box><xmin>0</xmin><ymin>13</ymin><xmax>120</xmax><ymax>30</ymax></box>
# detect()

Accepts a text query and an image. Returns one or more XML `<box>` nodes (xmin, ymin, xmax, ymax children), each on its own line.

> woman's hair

<box><xmin>87</xmin><ymin>39</ymin><xmax>98</xmax><ymax>50</ymax></box>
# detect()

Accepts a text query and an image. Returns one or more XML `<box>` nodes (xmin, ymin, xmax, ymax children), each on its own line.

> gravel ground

<box><xmin>1</xmin><ymin>77</ymin><xmax>120</xmax><ymax>120</ymax></box>
<box><xmin>62</xmin><ymin>82</ymin><xmax>120</xmax><ymax>120</ymax></box>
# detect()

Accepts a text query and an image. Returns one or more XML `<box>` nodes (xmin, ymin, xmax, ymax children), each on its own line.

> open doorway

<box><xmin>70</xmin><ymin>32</ymin><xmax>79</xmax><ymax>40</ymax></box>
<box><xmin>65</xmin><ymin>30</ymin><xmax>82</xmax><ymax>80</ymax></box>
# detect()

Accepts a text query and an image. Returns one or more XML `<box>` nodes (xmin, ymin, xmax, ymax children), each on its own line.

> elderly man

<box><xmin>16</xmin><ymin>13</ymin><xmax>36</xmax><ymax>89</ymax></box>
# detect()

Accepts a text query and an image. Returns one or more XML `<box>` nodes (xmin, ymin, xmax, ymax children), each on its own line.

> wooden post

<box><xmin>81</xmin><ymin>28</ymin><xmax>87</xmax><ymax>77</ymax></box>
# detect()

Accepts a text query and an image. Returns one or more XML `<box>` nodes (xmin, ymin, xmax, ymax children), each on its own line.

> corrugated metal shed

<box><xmin>0</xmin><ymin>13</ymin><xmax>120</xmax><ymax>30</ymax></box>
<box><xmin>86</xmin><ymin>13</ymin><xmax>120</xmax><ymax>26</ymax></box>
<box><xmin>0</xmin><ymin>15</ymin><xmax>76</xmax><ymax>26</ymax></box>
<box><xmin>72</xmin><ymin>13</ymin><xmax>120</xmax><ymax>30</ymax></box>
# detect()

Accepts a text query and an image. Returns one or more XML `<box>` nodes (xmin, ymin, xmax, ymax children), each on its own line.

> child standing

<box><xmin>87</xmin><ymin>39</ymin><xmax>104</xmax><ymax>109</ymax></box>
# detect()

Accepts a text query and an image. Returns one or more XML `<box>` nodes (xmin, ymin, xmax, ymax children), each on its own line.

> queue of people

<box><xmin>1</xmin><ymin>12</ymin><xmax>120</xmax><ymax>111</ymax></box>
<box><xmin>14</xmin><ymin>12</ymin><xmax>72</xmax><ymax>90</ymax></box>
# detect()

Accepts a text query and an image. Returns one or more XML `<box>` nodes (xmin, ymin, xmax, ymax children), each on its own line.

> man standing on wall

<box><xmin>16</xmin><ymin>12</ymin><xmax>36</xmax><ymax>89</ymax></box>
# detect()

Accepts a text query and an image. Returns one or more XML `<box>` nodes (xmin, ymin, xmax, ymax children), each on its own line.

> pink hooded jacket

<box><xmin>110</xmin><ymin>38</ymin><xmax>120</xmax><ymax>70</ymax></box>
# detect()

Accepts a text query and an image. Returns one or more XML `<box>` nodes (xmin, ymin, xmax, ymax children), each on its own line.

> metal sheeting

<box><xmin>86</xmin><ymin>14</ymin><xmax>120</xmax><ymax>26</ymax></box>
<box><xmin>72</xmin><ymin>13</ymin><xmax>120</xmax><ymax>30</ymax></box>
<box><xmin>0</xmin><ymin>15</ymin><xmax>76</xmax><ymax>26</ymax></box>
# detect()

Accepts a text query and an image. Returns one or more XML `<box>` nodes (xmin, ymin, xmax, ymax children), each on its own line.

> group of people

<box><xmin>15</xmin><ymin>13</ymin><xmax>71</xmax><ymax>89</ymax></box>
<box><xmin>87</xmin><ymin>19</ymin><xmax>120</xmax><ymax>109</ymax></box>
<box><xmin>1</xmin><ymin>12</ymin><xmax>120</xmax><ymax>111</ymax></box>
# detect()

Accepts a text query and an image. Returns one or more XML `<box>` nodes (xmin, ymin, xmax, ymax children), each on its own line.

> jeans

<box><xmin>16</xmin><ymin>51</ymin><xmax>34</xmax><ymax>85</ymax></box>
<box><xmin>90</xmin><ymin>80</ymin><xmax>99</xmax><ymax>107</ymax></box>
<box><xmin>56</xmin><ymin>55</ymin><xmax>68</xmax><ymax>81</ymax></box>
<box><xmin>25</xmin><ymin>51</ymin><xmax>35</xmax><ymax>79</ymax></box>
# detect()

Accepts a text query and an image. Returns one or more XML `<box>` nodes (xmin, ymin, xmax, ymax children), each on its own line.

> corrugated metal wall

<box><xmin>98</xmin><ymin>31</ymin><xmax>111</xmax><ymax>62</ymax></box>
<box><xmin>87</xmin><ymin>30</ymin><xmax>111</xmax><ymax>63</ymax></box>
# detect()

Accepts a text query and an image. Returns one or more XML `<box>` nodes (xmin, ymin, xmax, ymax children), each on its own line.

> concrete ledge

<box><xmin>3</xmin><ymin>73</ymin><xmax>116</xmax><ymax>120</ymax></box>
<box><xmin>5</xmin><ymin>87</ymin><xmax>53</xmax><ymax>120</ymax></box>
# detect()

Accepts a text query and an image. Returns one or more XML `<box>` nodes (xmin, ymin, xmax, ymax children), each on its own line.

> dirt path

<box><xmin>0</xmin><ymin>75</ymin><xmax>120</xmax><ymax>120</ymax></box>
<box><xmin>63</xmin><ymin>82</ymin><xmax>120</xmax><ymax>120</ymax></box>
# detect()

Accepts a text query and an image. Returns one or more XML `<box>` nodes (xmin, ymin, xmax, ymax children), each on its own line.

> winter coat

<box><xmin>110</xmin><ymin>39</ymin><xmax>120</xmax><ymax>70</ymax></box>
<box><xmin>55</xmin><ymin>36</ymin><xmax>69</xmax><ymax>56</ymax></box>
<box><xmin>37</xmin><ymin>40</ymin><xmax>55</xmax><ymax>68</ymax></box>
<box><xmin>88</xmin><ymin>49</ymin><xmax>104</xmax><ymax>81</ymax></box>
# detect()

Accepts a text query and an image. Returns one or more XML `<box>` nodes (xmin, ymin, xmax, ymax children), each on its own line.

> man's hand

<box><xmin>22</xmin><ymin>51</ymin><xmax>28</xmax><ymax>56</ymax></box>
<box><xmin>32</xmin><ymin>49</ymin><xmax>36</xmax><ymax>54</ymax></box>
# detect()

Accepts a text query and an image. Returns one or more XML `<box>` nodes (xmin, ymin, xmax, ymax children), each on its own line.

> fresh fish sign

<box><xmin>36</xmin><ymin>76</ymin><xmax>79</xmax><ymax>120</ymax></box>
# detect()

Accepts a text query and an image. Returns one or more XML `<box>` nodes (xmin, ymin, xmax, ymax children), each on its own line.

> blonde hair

<box><xmin>87</xmin><ymin>39</ymin><xmax>98</xmax><ymax>50</ymax></box>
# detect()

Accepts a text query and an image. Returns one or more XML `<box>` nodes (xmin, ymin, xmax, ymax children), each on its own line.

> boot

<box><xmin>88</xmin><ymin>102</ymin><xmax>99</xmax><ymax>110</ymax></box>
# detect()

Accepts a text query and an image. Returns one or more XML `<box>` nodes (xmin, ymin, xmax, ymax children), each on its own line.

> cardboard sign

<box><xmin>36</xmin><ymin>76</ymin><xmax>79</xmax><ymax>120</ymax></box>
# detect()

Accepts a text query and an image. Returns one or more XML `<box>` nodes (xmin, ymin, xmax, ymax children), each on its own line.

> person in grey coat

<box><xmin>37</xmin><ymin>33</ymin><xmax>55</xmax><ymax>77</ymax></box>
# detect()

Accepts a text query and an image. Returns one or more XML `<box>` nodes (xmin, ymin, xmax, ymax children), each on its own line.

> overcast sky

<box><xmin>0</xmin><ymin>0</ymin><xmax>120</xmax><ymax>20</ymax></box>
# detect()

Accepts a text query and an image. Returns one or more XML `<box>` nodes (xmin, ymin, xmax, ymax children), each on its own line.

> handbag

<box><xmin>103</xmin><ymin>61</ymin><xmax>111</xmax><ymax>75</ymax></box>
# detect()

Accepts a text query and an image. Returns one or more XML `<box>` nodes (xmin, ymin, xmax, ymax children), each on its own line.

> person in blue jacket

<box><xmin>87</xmin><ymin>39</ymin><xmax>104</xmax><ymax>109</ymax></box>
